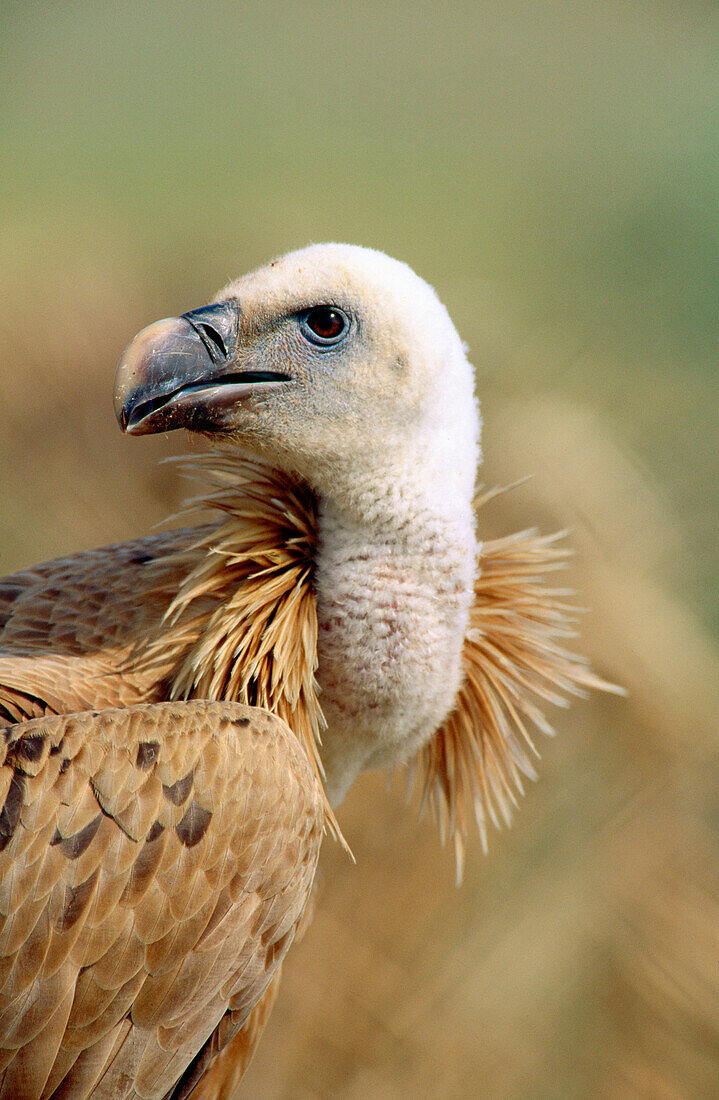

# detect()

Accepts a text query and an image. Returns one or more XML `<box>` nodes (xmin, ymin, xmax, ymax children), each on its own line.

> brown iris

<box><xmin>303</xmin><ymin>306</ymin><xmax>348</xmax><ymax>344</ymax></box>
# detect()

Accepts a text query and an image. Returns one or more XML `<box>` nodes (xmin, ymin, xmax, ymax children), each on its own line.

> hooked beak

<box><xmin>114</xmin><ymin>300</ymin><xmax>292</xmax><ymax>435</ymax></box>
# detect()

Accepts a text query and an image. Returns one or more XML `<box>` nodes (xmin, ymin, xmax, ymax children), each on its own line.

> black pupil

<box><xmin>308</xmin><ymin>307</ymin><xmax>344</xmax><ymax>340</ymax></box>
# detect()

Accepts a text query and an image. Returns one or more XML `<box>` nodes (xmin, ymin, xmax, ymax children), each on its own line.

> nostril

<box><xmin>195</xmin><ymin>322</ymin><xmax>227</xmax><ymax>362</ymax></box>
<box><xmin>181</xmin><ymin>301</ymin><xmax>238</xmax><ymax>363</ymax></box>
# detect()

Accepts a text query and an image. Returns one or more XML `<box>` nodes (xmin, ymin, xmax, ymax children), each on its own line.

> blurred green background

<box><xmin>1</xmin><ymin>3</ymin><xmax>718</xmax><ymax>1097</ymax></box>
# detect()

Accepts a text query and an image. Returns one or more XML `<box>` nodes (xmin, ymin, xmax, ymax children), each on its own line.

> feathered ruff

<box><xmin>411</xmin><ymin>491</ymin><xmax>622</xmax><ymax>882</ymax></box>
<box><xmin>136</xmin><ymin>452</ymin><xmax>347</xmax><ymax>848</ymax></box>
<box><xmin>138</xmin><ymin>452</ymin><xmax>615</xmax><ymax>873</ymax></box>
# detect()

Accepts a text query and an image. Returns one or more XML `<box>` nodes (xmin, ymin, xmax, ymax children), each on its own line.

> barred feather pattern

<box><xmin>412</xmin><ymin>509</ymin><xmax>618</xmax><ymax>881</ymax></box>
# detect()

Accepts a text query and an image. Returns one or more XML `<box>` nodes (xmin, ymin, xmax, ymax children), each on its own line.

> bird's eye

<box><xmin>300</xmin><ymin>306</ymin><xmax>349</xmax><ymax>346</ymax></box>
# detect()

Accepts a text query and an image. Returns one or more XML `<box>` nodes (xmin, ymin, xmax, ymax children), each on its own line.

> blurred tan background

<box><xmin>1</xmin><ymin>2</ymin><xmax>718</xmax><ymax>1096</ymax></box>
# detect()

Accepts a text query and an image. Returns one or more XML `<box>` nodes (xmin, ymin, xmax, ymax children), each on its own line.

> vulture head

<box><xmin>114</xmin><ymin>243</ymin><xmax>480</xmax><ymax>525</ymax></box>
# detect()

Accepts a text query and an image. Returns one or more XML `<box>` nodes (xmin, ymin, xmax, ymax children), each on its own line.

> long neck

<box><xmin>313</xmin><ymin>472</ymin><xmax>478</xmax><ymax>806</ymax></box>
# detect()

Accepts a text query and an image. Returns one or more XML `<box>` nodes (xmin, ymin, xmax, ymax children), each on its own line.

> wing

<box><xmin>178</xmin><ymin>970</ymin><xmax>282</xmax><ymax>1100</ymax></box>
<box><xmin>0</xmin><ymin>529</ymin><xmax>202</xmax><ymax>721</ymax></box>
<box><xmin>185</xmin><ymin>887</ymin><xmax>316</xmax><ymax>1100</ymax></box>
<box><xmin>0</xmin><ymin>699</ymin><xmax>324</xmax><ymax>1100</ymax></box>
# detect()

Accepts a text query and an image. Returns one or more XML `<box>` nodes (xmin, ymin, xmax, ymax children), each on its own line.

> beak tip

<box><xmin>112</xmin><ymin>317</ymin><xmax>187</xmax><ymax>436</ymax></box>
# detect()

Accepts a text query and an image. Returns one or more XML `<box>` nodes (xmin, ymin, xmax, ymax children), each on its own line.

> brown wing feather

<box><xmin>169</xmin><ymin>970</ymin><xmax>282</xmax><ymax>1100</ymax></box>
<box><xmin>0</xmin><ymin>530</ymin><xmax>207</xmax><ymax>721</ymax></box>
<box><xmin>0</xmin><ymin>700</ymin><xmax>324</xmax><ymax>1100</ymax></box>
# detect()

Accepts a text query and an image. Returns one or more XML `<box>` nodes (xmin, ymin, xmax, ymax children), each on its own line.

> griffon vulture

<box><xmin>0</xmin><ymin>244</ymin><xmax>613</xmax><ymax>1098</ymax></box>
